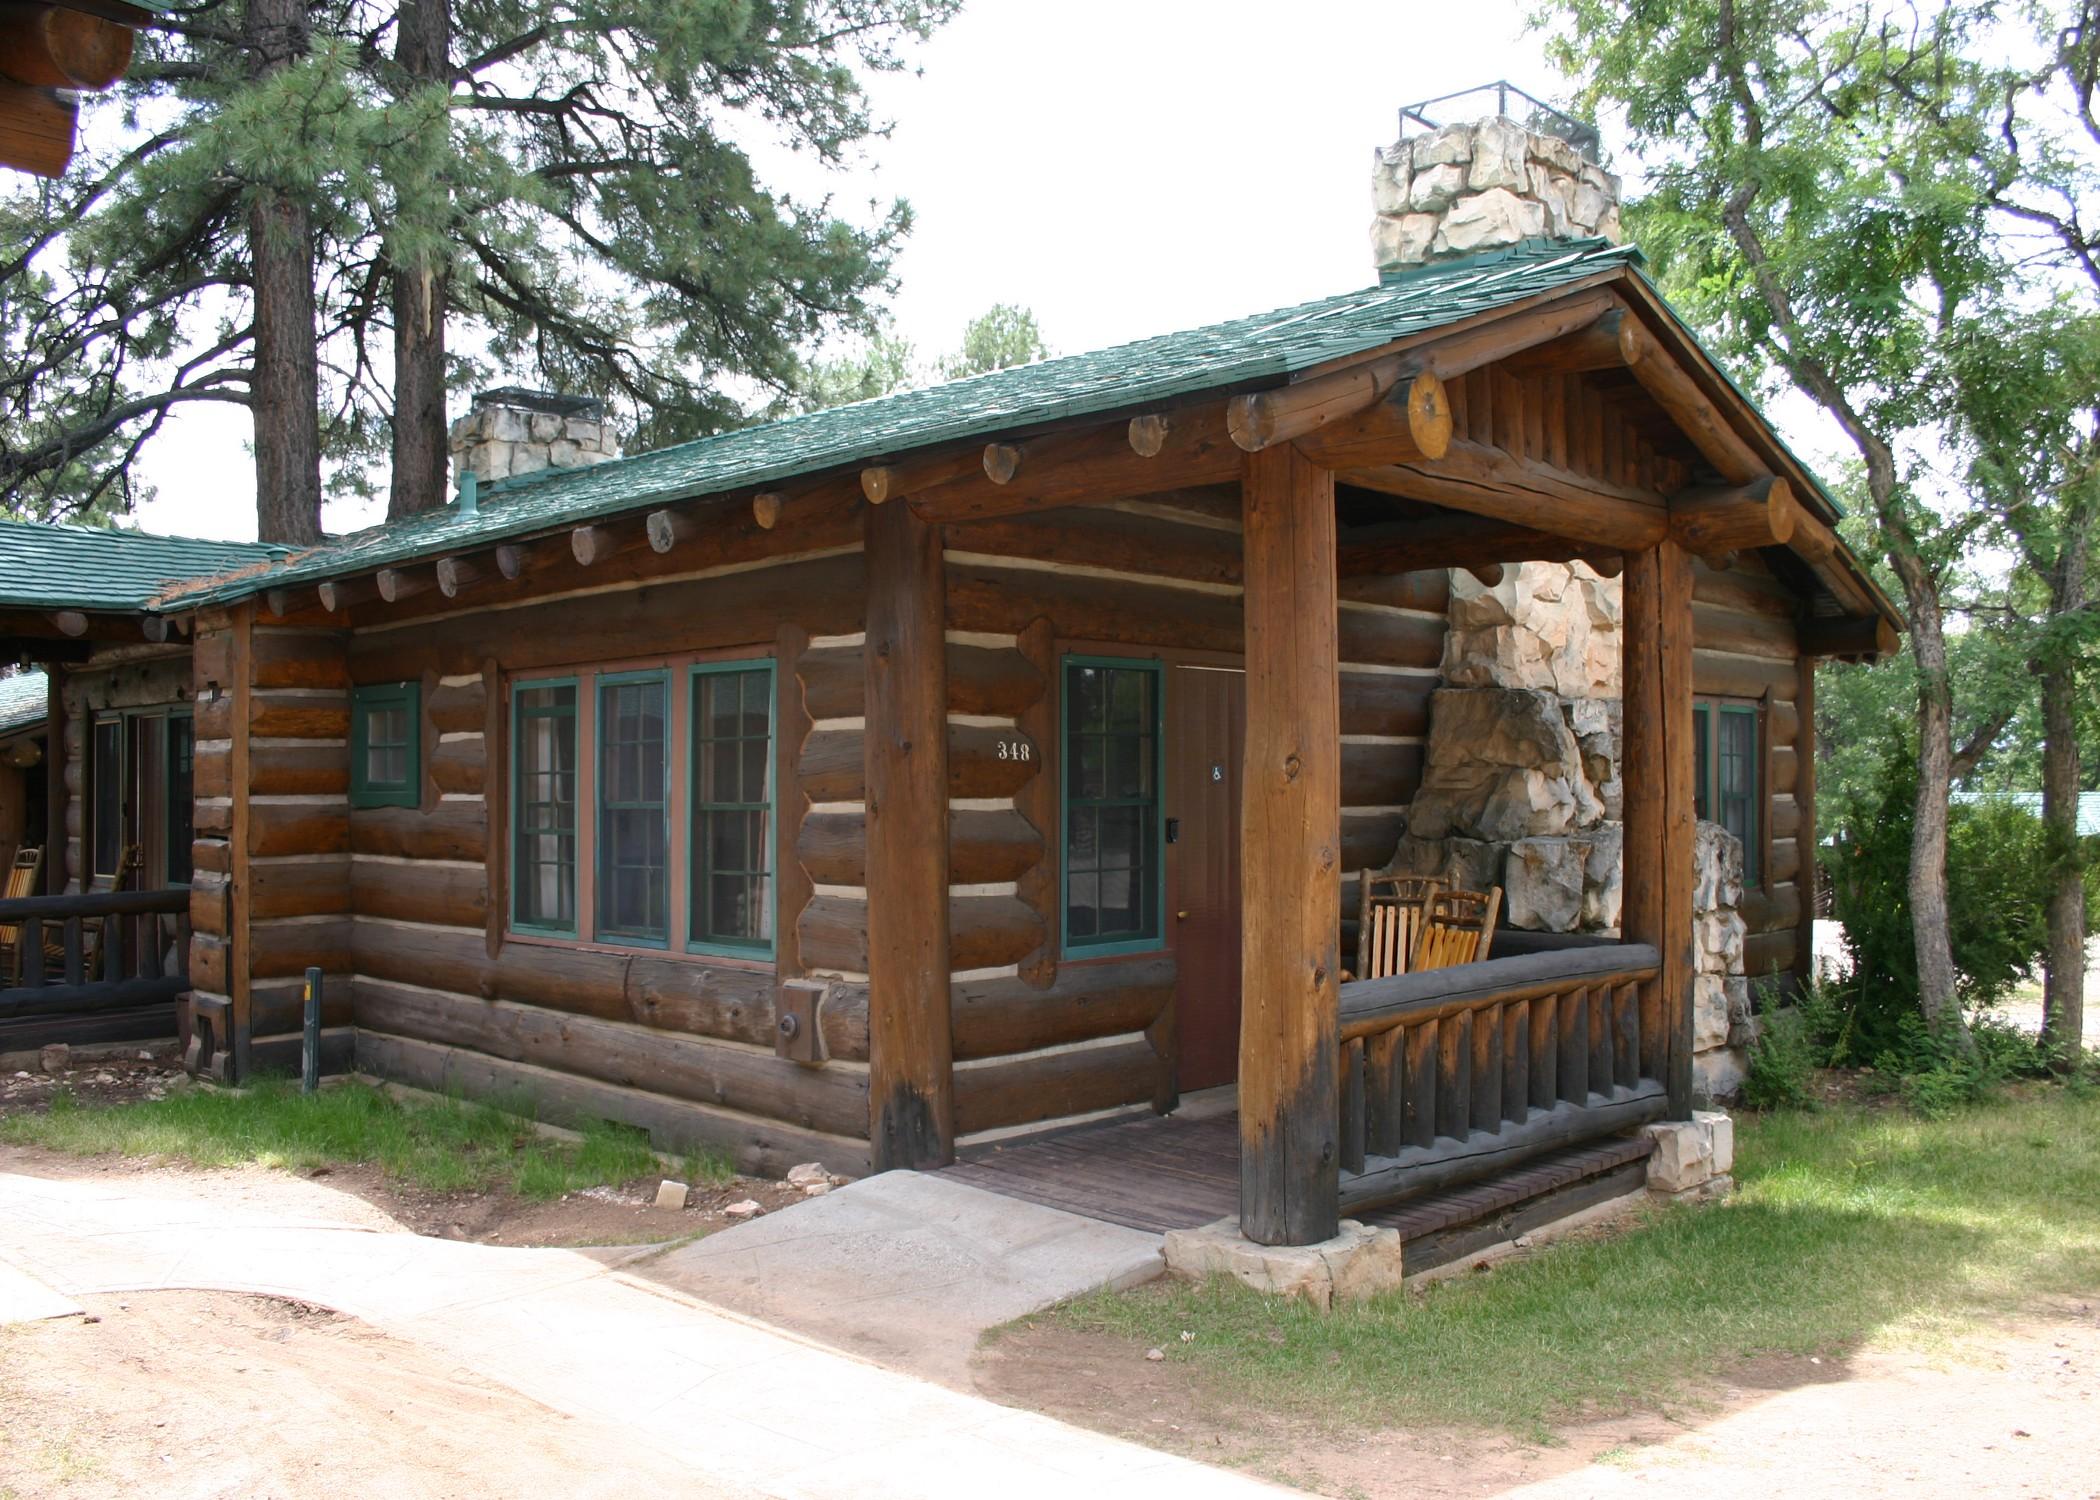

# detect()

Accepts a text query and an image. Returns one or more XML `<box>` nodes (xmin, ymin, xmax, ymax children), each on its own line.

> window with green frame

<box><xmin>1692</xmin><ymin>698</ymin><xmax>1761</xmax><ymax>886</ymax></box>
<box><xmin>350</xmin><ymin>682</ymin><xmax>420</xmax><ymax>808</ymax></box>
<box><xmin>689</xmin><ymin>661</ymin><xmax>775</xmax><ymax>956</ymax></box>
<box><xmin>596</xmin><ymin>671</ymin><xmax>669</xmax><ymax>945</ymax></box>
<box><xmin>512</xmin><ymin>679</ymin><xmax>579</xmax><ymax>935</ymax></box>
<box><xmin>1061</xmin><ymin>656</ymin><xmax>1164</xmax><ymax>956</ymax></box>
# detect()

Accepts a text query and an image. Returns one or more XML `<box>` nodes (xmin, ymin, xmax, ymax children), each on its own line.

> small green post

<box><xmin>302</xmin><ymin>966</ymin><xmax>322</xmax><ymax>1094</ymax></box>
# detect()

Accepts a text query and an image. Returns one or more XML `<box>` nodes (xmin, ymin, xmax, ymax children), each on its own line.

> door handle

<box><xmin>1176</xmin><ymin>910</ymin><xmax>1190</xmax><ymax>920</ymax></box>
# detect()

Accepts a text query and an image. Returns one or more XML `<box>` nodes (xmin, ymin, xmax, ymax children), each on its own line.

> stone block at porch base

<box><xmin>1643</xmin><ymin>1110</ymin><xmax>1735</xmax><ymax>1198</ymax></box>
<box><xmin>1162</xmin><ymin>1217</ymin><xmax>1403</xmax><ymax>1310</ymax></box>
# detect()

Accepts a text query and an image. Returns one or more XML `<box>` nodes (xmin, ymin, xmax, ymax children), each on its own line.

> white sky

<box><xmin>129</xmin><ymin>0</ymin><xmax>1588</xmax><ymax>542</ymax></box>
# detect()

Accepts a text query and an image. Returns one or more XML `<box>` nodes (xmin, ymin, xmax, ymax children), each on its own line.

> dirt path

<box><xmin>977</xmin><ymin>1298</ymin><xmax>2100</xmax><ymax>1498</ymax></box>
<box><xmin>0</xmin><ymin>1290</ymin><xmax>722</xmax><ymax>1499</ymax></box>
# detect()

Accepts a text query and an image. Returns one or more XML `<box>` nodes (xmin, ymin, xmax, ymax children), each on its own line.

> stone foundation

<box><xmin>1643</xmin><ymin>1111</ymin><xmax>1736</xmax><ymax>1199</ymax></box>
<box><xmin>1162</xmin><ymin>1217</ymin><xmax>1405</xmax><ymax>1310</ymax></box>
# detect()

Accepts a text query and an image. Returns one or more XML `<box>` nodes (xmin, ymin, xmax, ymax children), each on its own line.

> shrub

<box><xmin>1739</xmin><ymin>978</ymin><xmax>1823</xmax><ymax>1111</ymax></box>
<box><xmin>1821</xmin><ymin>746</ymin><xmax>2060</xmax><ymax>1062</ymax></box>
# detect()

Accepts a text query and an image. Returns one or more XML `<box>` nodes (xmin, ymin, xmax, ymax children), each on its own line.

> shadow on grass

<box><xmin>1047</xmin><ymin>1089</ymin><xmax>2100</xmax><ymax>1437</ymax></box>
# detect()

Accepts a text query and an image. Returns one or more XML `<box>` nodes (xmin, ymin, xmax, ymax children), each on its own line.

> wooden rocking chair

<box><xmin>1354</xmin><ymin>872</ymin><xmax>1443</xmax><ymax>981</ymax></box>
<box><xmin>0</xmin><ymin>845</ymin><xmax>43</xmax><ymax>984</ymax></box>
<box><xmin>47</xmin><ymin>844</ymin><xmax>140</xmax><ymax>981</ymax></box>
<box><xmin>1410</xmin><ymin>886</ymin><xmax>1503</xmax><ymax>972</ymax></box>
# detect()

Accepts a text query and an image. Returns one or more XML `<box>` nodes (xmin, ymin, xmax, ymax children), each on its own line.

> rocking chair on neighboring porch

<box><xmin>1411</xmin><ymin>886</ymin><xmax>1503</xmax><ymax>971</ymax></box>
<box><xmin>0</xmin><ymin>845</ymin><xmax>44</xmax><ymax>984</ymax></box>
<box><xmin>1354</xmin><ymin>872</ymin><xmax>1443</xmax><ymax>981</ymax></box>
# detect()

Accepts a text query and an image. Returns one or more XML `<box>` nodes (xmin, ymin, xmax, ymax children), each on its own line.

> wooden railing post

<box><xmin>1622</xmin><ymin>542</ymin><xmax>1697</xmax><ymax>1118</ymax></box>
<box><xmin>864</xmin><ymin>498</ymin><xmax>956</xmax><ymax>1170</ymax></box>
<box><xmin>1238</xmin><ymin>443</ymin><xmax>1341</xmax><ymax>1246</ymax></box>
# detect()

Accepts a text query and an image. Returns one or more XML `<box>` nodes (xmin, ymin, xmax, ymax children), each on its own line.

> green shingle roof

<box><xmin>0</xmin><ymin>521</ymin><xmax>284</xmax><ymax>611</ymax></box>
<box><xmin>163</xmin><ymin>239</ymin><xmax>1644</xmax><ymax>608</ymax></box>
<box><xmin>0</xmin><ymin>670</ymin><xmax>46</xmax><ymax>736</ymax></box>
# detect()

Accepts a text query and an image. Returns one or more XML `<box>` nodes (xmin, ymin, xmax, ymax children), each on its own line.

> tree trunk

<box><xmin>1905</xmin><ymin>583</ymin><xmax>1964</xmax><ymax>1034</ymax></box>
<box><xmin>386</xmin><ymin>0</ymin><xmax>450</xmax><ymax>520</ymax></box>
<box><xmin>2039</xmin><ymin>530</ymin><xmax>2089</xmax><ymax>1067</ymax></box>
<box><xmin>245</xmin><ymin>0</ymin><xmax>321</xmax><ymax>546</ymax></box>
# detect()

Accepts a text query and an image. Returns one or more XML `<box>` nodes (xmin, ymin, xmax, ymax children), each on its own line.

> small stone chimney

<box><xmin>1371</xmin><ymin>83</ymin><xmax>1622</xmax><ymax>272</ymax></box>
<box><xmin>449</xmin><ymin>387</ymin><xmax>619</xmax><ymax>487</ymax></box>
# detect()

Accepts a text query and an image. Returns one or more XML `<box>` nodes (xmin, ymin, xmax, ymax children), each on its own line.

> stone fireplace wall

<box><xmin>1378</xmin><ymin>562</ymin><xmax>1750</xmax><ymax>1099</ymax></box>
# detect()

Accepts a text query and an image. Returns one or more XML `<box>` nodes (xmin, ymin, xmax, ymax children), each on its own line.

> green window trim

<box><xmin>350</xmin><ymin>681</ymin><xmax>420</xmax><ymax>809</ymax></box>
<box><xmin>594</xmin><ymin>668</ymin><xmax>671</xmax><ymax>948</ymax></box>
<box><xmin>1060</xmin><ymin>654</ymin><xmax>1166</xmax><ymax>959</ymax></box>
<box><xmin>1692</xmin><ymin>698</ymin><xmax>1762</xmax><ymax>888</ymax></box>
<box><xmin>510</xmin><ymin>675</ymin><xmax>580</xmax><ymax>939</ymax></box>
<box><xmin>687</xmin><ymin>660</ymin><xmax>777</xmax><ymax>959</ymax></box>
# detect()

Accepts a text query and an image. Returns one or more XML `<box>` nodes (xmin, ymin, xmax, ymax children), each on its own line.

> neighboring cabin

<box><xmin>0</xmin><ymin>101</ymin><xmax>1898</xmax><ymax>1249</ymax></box>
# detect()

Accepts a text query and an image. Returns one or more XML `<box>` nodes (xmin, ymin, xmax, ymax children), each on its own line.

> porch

<box><xmin>0</xmin><ymin>886</ymin><xmax>193</xmax><ymax>1054</ymax></box>
<box><xmin>948</xmin><ymin>942</ymin><xmax>1667</xmax><ymax>1265</ymax></box>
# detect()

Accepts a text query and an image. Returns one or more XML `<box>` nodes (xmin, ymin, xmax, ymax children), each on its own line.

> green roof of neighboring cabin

<box><xmin>0</xmin><ymin>520</ymin><xmax>284</xmax><ymax>611</ymax></box>
<box><xmin>163</xmin><ymin>239</ymin><xmax>1646</xmax><ymax>608</ymax></box>
<box><xmin>0</xmin><ymin>669</ymin><xmax>47</xmax><ymax>736</ymax></box>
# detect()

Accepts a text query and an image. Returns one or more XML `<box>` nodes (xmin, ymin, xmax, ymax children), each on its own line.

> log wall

<box><xmin>1690</xmin><ymin>553</ymin><xmax>1808</xmax><ymax>993</ymax></box>
<box><xmin>333</xmin><ymin>525</ymin><xmax>874</xmax><ymax>1177</ymax></box>
<box><xmin>937</xmin><ymin>488</ymin><xmax>1449</xmax><ymax>1145</ymax></box>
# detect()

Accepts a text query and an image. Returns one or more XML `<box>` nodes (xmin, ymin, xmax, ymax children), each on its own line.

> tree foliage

<box><xmin>790</xmin><ymin>302</ymin><xmax>1050</xmax><ymax>411</ymax></box>
<box><xmin>0</xmin><ymin>0</ymin><xmax>958</xmax><ymax>527</ymax></box>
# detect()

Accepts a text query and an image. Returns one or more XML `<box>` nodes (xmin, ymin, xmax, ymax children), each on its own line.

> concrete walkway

<box><xmin>0</xmin><ymin>1165</ymin><xmax>1283</xmax><ymax>1500</ymax></box>
<box><xmin>643</xmin><ymin>1171</ymin><xmax>1165</xmax><ymax>1383</ymax></box>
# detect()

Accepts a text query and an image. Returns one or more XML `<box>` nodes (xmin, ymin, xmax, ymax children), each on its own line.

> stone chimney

<box><xmin>1371</xmin><ymin>84</ymin><xmax>1622</xmax><ymax>271</ymax></box>
<box><xmin>449</xmin><ymin>387</ymin><xmax>619</xmax><ymax>487</ymax></box>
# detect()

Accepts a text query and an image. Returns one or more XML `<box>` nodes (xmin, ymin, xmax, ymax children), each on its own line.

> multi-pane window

<box><xmin>507</xmin><ymin>657</ymin><xmax>775</xmax><ymax>959</ymax></box>
<box><xmin>1693</xmin><ymin>698</ymin><xmax>1762</xmax><ymax>886</ymax></box>
<box><xmin>690</xmin><ymin>664</ymin><xmax>774</xmax><ymax>954</ymax></box>
<box><xmin>596</xmin><ymin>673</ymin><xmax>669</xmax><ymax>944</ymax></box>
<box><xmin>1062</xmin><ymin>657</ymin><xmax>1163</xmax><ymax>955</ymax></box>
<box><xmin>512</xmin><ymin>681</ymin><xmax>578</xmax><ymax>933</ymax></box>
<box><xmin>350</xmin><ymin>682</ymin><xmax>419</xmax><ymax>808</ymax></box>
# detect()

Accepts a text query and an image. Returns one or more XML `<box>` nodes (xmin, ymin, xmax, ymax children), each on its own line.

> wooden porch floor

<box><xmin>940</xmin><ymin>1105</ymin><xmax>1655</xmax><ymax>1251</ymax></box>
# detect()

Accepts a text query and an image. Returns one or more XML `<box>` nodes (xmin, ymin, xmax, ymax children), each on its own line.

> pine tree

<box><xmin>0</xmin><ymin>0</ymin><xmax>958</xmax><ymax>538</ymax></box>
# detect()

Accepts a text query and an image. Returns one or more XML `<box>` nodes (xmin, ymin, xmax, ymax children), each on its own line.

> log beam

<box><xmin>570</xmin><ymin>524</ymin><xmax>613</xmax><ymax>566</ymax></box>
<box><xmin>50</xmin><ymin>610</ymin><xmax>86</xmax><ymax>638</ymax></box>
<box><xmin>861</xmin><ymin>447</ymin><xmax>981</xmax><ymax>504</ymax></box>
<box><xmin>1239</xmin><ymin>442</ymin><xmax>1342</xmax><ymax>1247</ymax></box>
<box><xmin>863</xmin><ymin>499</ymin><xmax>954</xmax><ymax>1170</ymax></box>
<box><xmin>0</xmin><ymin>5</ymin><xmax>133</xmax><ymax>88</ymax></box>
<box><xmin>494</xmin><ymin>542</ymin><xmax>528</xmax><ymax>580</ymax></box>
<box><xmin>1499</xmin><ymin>309</ymin><xmax>1642</xmax><ymax>377</ymax></box>
<box><xmin>751</xmin><ymin>492</ymin><xmax>784</xmax><ymax>529</ymax></box>
<box><xmin>434</xmin><ymin>555</ymin><xmax>481</xmax><ymax>598</ymax></box>
<box><xmin>375</xmin><ymin>566</ymin><xmax>429</xmax><ymax>603</ymax></box>
<box><xmin>1797</xmin><ymin>613</ymin><xmax>1901</xmax><ymax>660</ymax></box>
<box><xmin>908</xmin><ymin>404</ymin><xmax>1241</xmax><ymax>523</ymax></box>
<box><xmin>1279</xmin><ymin>373</ymin><xmax>1454</xmax><ymax>468</ymax></box>
<box><xmin>1336</xmin><ymin>514</ymin><xmax>1616</xmax><ymax>577</ymax></box>
<box><xmin>646</xmin><ymin>507</ymin><xmax>696</xmax><ymax>551</ymax></box>
<box><xmin>1621</xmin><ymin>541</ymin><xmax>1697</xmax><ymax>1119</ymax></box>
<box><xmin>0</xmin><ymin>78</ymin><xmax>76</xmax><ymax>177</ymax></box>
<box><xmin>1343</xmin><ymin>438</ymin><xmax>1668</xmax><ymax>552</ymax></box>
<box><xmin>1667</xmin><ymin>475</ymin><xmax>1797</xmax><ymax>557</ymax></box>
<box><xmin>316</xmin><ymin>576</ymin><xmax>374</xmax><ymax>614</ymax></box>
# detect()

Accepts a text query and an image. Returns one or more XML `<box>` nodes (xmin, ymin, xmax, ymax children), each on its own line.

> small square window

<box><xmin>351</xmin><ymin>682</ymin><xmax>420</xmax><ymax>808</ymax></box>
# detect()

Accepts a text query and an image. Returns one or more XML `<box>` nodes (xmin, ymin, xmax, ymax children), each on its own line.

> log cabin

<box><xmin>3</xmin><ymin>101</ymin><xmax>1900</xmax><ymax>1252</ymax></box>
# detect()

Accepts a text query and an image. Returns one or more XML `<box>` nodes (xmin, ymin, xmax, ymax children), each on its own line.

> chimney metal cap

<box><xmin>1398</xmin><ymin>81</ymin><xmax>1601</xmax><ymax>164</ymax></box>
<box><xmin>472</xmin><ymin>386</ymin><xmax>606</xmax><ymax>421</ymax></box>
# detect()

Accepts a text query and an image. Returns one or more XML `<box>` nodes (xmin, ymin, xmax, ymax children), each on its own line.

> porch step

<box><xmin>942</xmin><ymin>1110</ymin><xmax>1654</xmax><ymax>1261</ymax></box>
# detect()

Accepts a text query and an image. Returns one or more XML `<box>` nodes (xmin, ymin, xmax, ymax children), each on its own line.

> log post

<box><xmin>863</xmin><ymin>499</ymin><xmax>954</xmax><ymax>1169</ymax></box>
<box><xmin>43</xmin><ymin>665</ymin><xmax>64</xmax><ymax>894</ymax></box>
<box><xmin>1622</xmin><ymin>541</ymin><xmax>1697</xmax><ymax>1118</ymax></box>
<box><xmin>1238</xmin><ymin>442</ymin><xmax>1342</xmax><ymax>1246</ymax></box>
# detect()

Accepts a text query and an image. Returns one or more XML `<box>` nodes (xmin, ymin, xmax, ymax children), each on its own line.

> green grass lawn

<box><xmin>1043</xmin><ymin>1083</ymin><xmax>2100</xmax><ymax>1437</ymax></box>
<box><xmin>0</xmin><ymin>1078</ymin><xmax>732</xmax><ymax>1201</ymax></box>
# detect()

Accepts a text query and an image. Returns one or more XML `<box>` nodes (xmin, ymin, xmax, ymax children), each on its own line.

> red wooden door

<box><xmin>1168</xmin><ymin>664</ymin><xmax>1245</xmax><ymax>1092</ymax></box>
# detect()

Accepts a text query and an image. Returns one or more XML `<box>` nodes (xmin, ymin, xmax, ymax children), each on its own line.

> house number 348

<box><xmin>996</xmin><ymin>738</ymin><xmax>1032</xmax><ymax>762</ymax></box>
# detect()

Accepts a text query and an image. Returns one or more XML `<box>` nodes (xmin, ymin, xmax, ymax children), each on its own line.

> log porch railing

<box><xmin>1335</xmin><ymin>943</ymin><xmax>1667</xmax><ymax>1214</ymax></box>
<box><xmin>0</xmin><ymin>888</ymin><xmax>194</xmax><ymax>1019</ymax></box>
